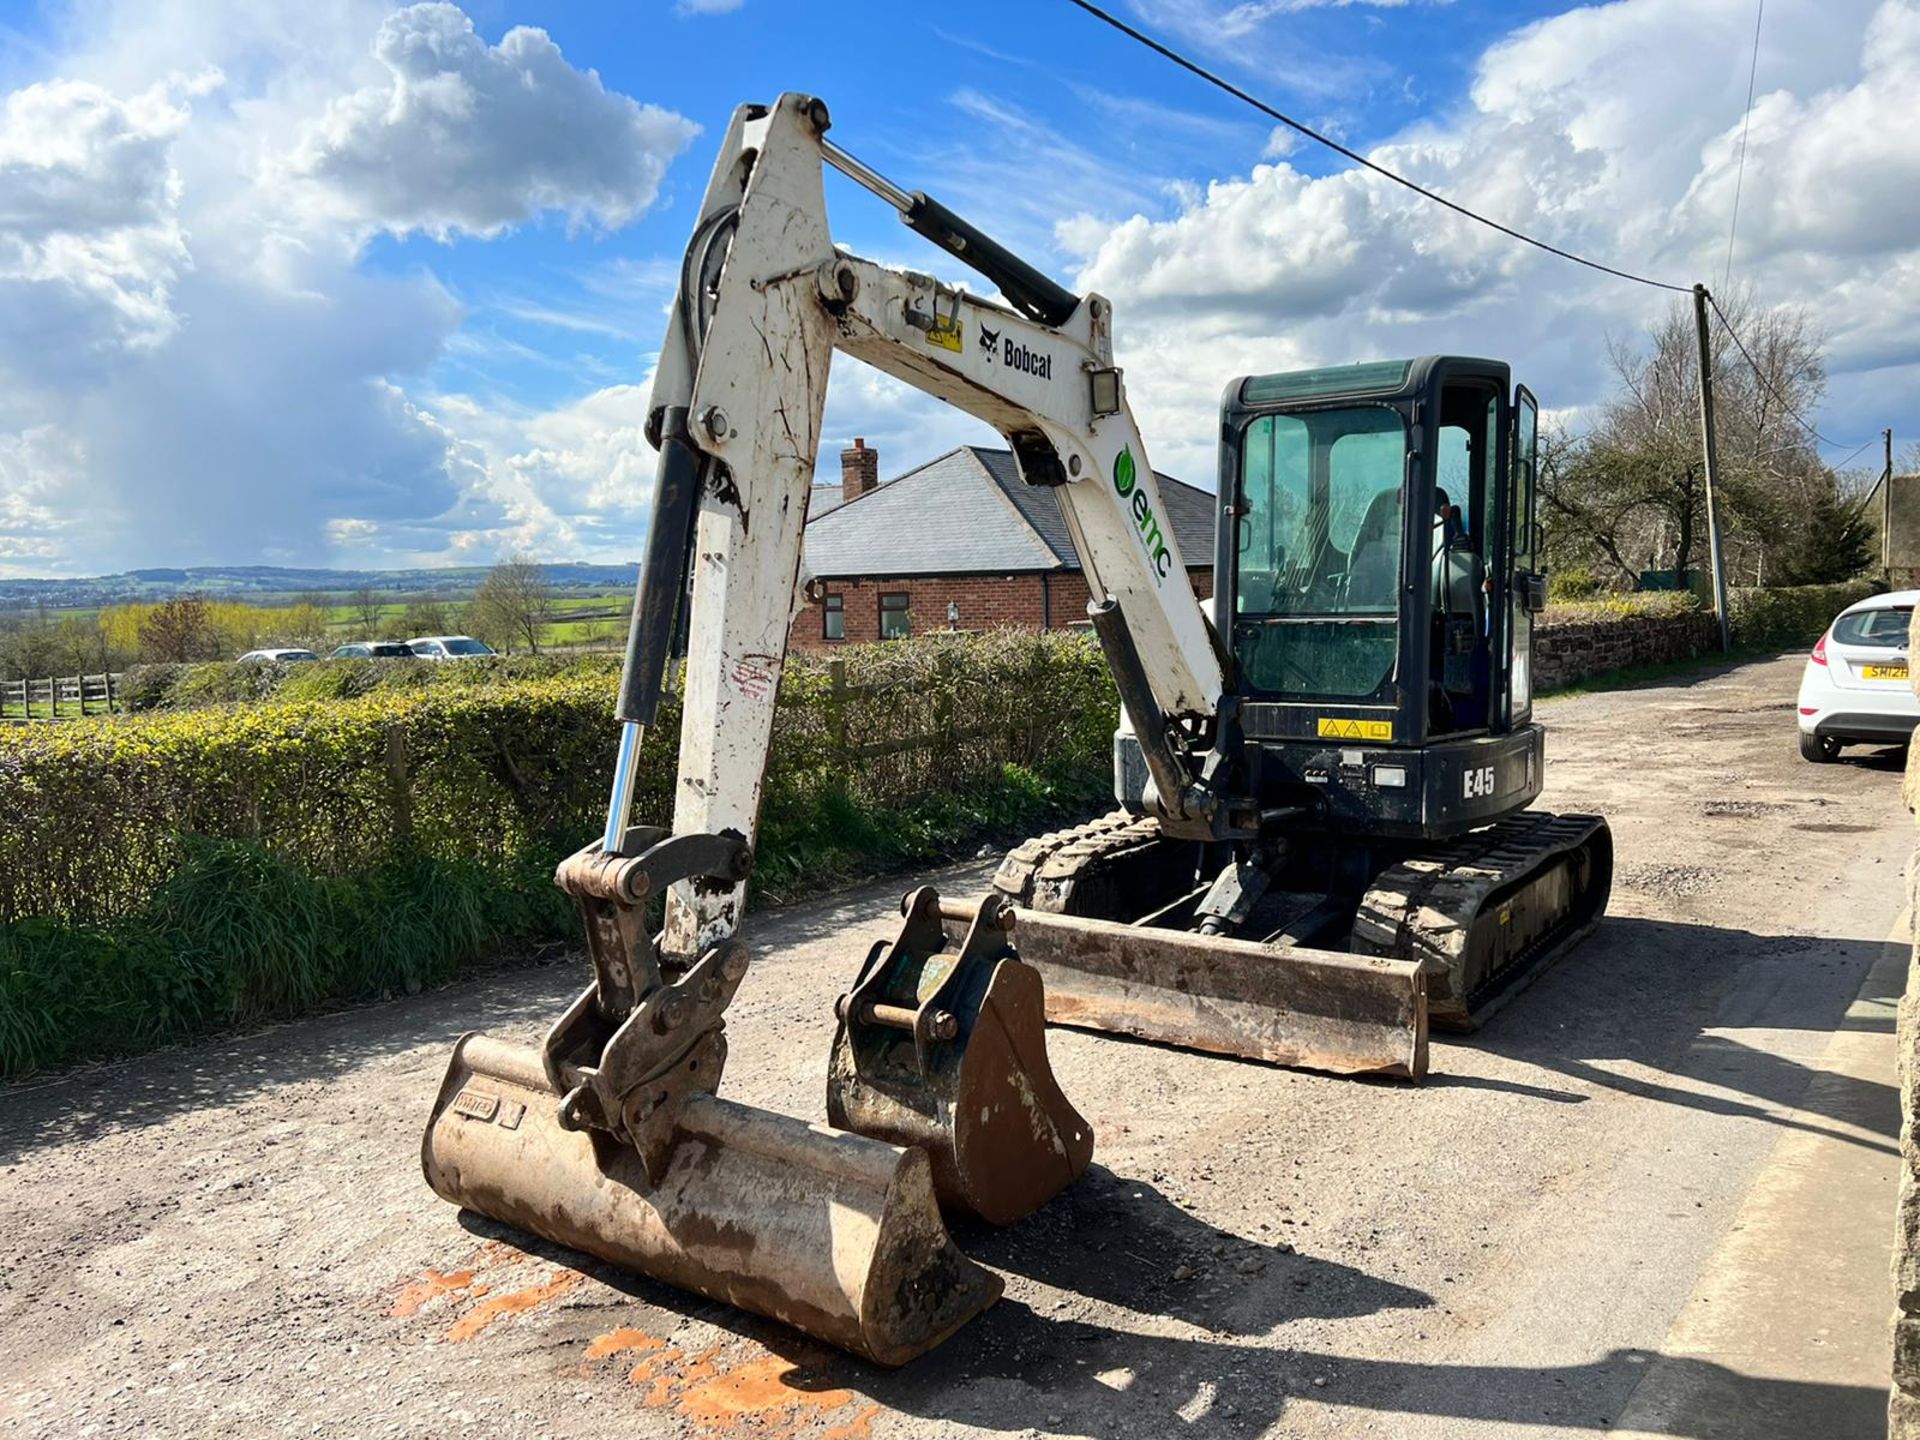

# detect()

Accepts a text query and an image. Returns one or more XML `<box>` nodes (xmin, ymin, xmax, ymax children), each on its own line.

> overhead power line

<box><xmin>1703</xmin><ymin>289</ymin><xmax>1862</xmax><ymax>454</ymax></box>
<box><xmin>1061</xmin><ymin>0</ymin><xmax>1693</xmax><ymax>294</ymax></box>
<box><xmin>1722</xmin><ymin>0</ymin><xmax>1765</xmax><ymax>289</ymax></box>
<box><xmin>1059</xmin><ymin>0</ymin><xmax>1874</xmax><ymax>462</ymax></box>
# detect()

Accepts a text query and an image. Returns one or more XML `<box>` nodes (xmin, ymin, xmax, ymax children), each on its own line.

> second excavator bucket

<box><xmin>827</xmin><ymin>888</ymin><xmax>1093</xmax><ymax>1226</ymax></box>
<box><xmin>423</xmin><ymin>1034</ymin><xmax>1000</xmax><ymax>1366</ymax></box>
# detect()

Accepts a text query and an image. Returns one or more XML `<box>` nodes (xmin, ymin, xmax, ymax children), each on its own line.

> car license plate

<box><xmin>1861</xmin><ymin>662</ymin><xmax>1909</xmax><ymax>680</ymax></box>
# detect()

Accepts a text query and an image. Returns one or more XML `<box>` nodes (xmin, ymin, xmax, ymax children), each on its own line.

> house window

<box><xmin>822</xmin><ymin>593</ymin><xmax>845</xmax><ymax>642</ymax></box>
<box><xmin>879</xmin><ymin>592</ymin><xmax>911</xmax><ymax>640</ymax></box>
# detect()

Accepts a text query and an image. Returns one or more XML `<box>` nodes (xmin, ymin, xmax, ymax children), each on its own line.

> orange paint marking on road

<box><xmin>443</xmin><ymin>1270</ymin><xmax>581</xmax><ymax>1342</ymax></box>
<box><xmin>612</xmin><ymin>1337</ymin><xmax>873</xmax><ymax>1440</ymax></box>
<box><xmin>673</xmin><ymin>1351</ymin><xmax>857</xmax><ymax>1435</ymax></box>
<box><xmin>822</xmin><ymin>1403</ymin><xmax>884</xmax><ymax>1440</ymax></box>
<box><xmin>583</xmin><ymin>1327</ymin><xmax>664</xmax><ymax>1362</ymax></box>
<box><xmin>388</xmin><ymin>1269</ymin><xmax>476</xmax><ymax>1318</ymax></box>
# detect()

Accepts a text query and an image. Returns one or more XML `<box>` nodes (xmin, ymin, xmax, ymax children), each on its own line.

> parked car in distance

<box><xmin>407</xmin><ymin>635</ymin><xmax>497</xmax><ymax>660</ymax></box>
<box><xmin>236</xmin><ymin>648</ymin><xmax>319</xmax><ymax>663</ymax></box>
<box><xmin>1796</xmin><ymin>589</ymin><xmax>1917</xmax><ymax>762</ymax></box>
<box><xmin>329</xmin><ymin>641</ymin><xmax>417</xmax><ymax>659</ymax></box>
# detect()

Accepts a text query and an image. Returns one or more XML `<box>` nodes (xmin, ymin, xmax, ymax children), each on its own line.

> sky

<box><xmin>0</xmin><ymin>0</ymin><xmax>1914</xmax><ymax>576</ymax></box>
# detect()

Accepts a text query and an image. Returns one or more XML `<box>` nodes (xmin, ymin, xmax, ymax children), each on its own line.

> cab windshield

<box><xmin>1234</xmin><ymin>406</ymin><xmax>1405</xmax><ymax>699</ymax></box>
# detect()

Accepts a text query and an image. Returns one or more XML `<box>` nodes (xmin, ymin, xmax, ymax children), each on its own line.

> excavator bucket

<box><xmin>423</xmin><ymin>1033</ymin><xmax>1000</xmax><ymax>1367</ymax></box>
<box><xmin>827</xmin><ymin>888</ymin><xmax>1094</xmax><ymax>1225</ymax></box>
<box><xmin>420</xmin><ymin>835</ymin><xmax>1001</xmax><ymax>1366</ymax></box>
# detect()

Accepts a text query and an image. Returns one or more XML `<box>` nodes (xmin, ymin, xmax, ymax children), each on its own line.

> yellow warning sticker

<box><xmin>1317</xmin><ymin>717</ymin><xmax>1393</xmax><ymax>742</ymax></box>
<box><xmin>925</xmin><ymin>314</ymin><xmax>963</xmax><ymax>352</ymax></box>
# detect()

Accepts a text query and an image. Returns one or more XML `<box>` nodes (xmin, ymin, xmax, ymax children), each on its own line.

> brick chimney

<box><xmin>841</xmin><ymin>437</ymin><xmax>879</xmax><ymax>505</ymax></box>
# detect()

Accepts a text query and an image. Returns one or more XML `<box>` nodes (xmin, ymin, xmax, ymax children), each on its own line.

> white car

<box><xmin>1796</xmin><ymin>589</ymin><xmax>1917</xmax><ymax>762</ymax></box>
<box><xmin>236</xmin><ymin>647</ymin><xmax>319</xmax><ymax>663</ymax></box>
<box><xmin>407</xmin><ymin>634</ymin><xmax>497</xmax><ymax>660</ymax></box>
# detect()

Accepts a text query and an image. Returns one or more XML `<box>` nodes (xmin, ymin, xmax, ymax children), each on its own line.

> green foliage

<box><xmin>0</xmin><ymin>630</ymin><xmax>1117</xmax><ymax>1077</ymax></box>
<box><xmin>0</xmin><ymin>842</ymin><xmax>574</xmax><ymax>1076</ymax></box>
<box><xmin>1726</xmin><ymin>578</ymin><xmax>1882</xmax><ymax>649</ymax></box>
<box><xmin>1541</xmin><ymin>590</ymin><xmax>1702</xmax><ymax>626</ymax></box>
<box><xmin>1546</xmin><ymin>566</ymin><xmax>1603</xmax><ymax>602</ymax></box>
<box><xmin>1766</xmin><ymin>481</ymin><xmax>1876</xmax><ymax>587</ymax></box>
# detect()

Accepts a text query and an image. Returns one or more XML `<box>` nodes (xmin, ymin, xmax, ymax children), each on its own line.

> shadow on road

<box><xmin>459</xmin><ymin>1194</ymin><xmax>1878</xmax><ymax>1438</ymax></box>
<box><xmin>1468</xmin><ymin>915</ymin><xmax>1899</xmax><ymax>1159</ymax></box>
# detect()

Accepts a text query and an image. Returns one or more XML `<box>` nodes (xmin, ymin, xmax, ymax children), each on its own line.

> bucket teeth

<box><xmin>422</xmin><ymin>1033</ymin><xmax>1001</xmax><ymax>1367</ymax></box>
<box><xmin>826</xmin><ymin>888</ymin><xmax>1094</xmax><ymax>1226</ymax></box>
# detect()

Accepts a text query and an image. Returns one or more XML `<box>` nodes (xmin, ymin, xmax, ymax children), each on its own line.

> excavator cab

<box><xmin>1217</xmin><ymin>356</ymin><xmax>1548</xmax><ymax>841</ymax></box>
<box><xmin>1013</xmin><ymin>357</ymin><xmax>1610</xmax><ymax>1039</ymax></box>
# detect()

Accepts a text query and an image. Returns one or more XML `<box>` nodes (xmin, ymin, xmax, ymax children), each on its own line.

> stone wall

<box><xmin>1531</xmin><ymin>608</ymin><xmax>1720</xmax><ymax>692</ymax></box>
<box><xmin>1890</xmin><ymin>631</ymin><xmax>1920</xmax><ymax>1436</ymax></box>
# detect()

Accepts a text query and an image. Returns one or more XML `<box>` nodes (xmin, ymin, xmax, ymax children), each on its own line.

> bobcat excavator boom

<box><xmin>422</xmin><ymin>92</ymin><xmax>1439</xmax><ymax>1366</ymax></box>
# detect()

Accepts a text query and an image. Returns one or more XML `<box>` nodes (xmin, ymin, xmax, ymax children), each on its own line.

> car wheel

<box><xmin>1798</xmin><ymin>730</ymin><xmax>1842</xmax><ymax>763</ymax></box>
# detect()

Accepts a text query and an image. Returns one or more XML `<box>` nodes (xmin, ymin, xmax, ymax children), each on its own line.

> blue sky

<box><xmin>0</xmin><ymin>0</ymin><xmax>1912</xmax><ymax>574</ymax></box>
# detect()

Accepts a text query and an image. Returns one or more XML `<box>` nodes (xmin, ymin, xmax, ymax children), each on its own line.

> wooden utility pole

<box><xmin>1886</xmin><ymin>427</ymin><xmax>1895</xmax><ymax>572</ymax></box>
<box><xmin>1691</xmin><ymin>284</ymin><xmax>1732</xmax><ymax>653</ymax></box>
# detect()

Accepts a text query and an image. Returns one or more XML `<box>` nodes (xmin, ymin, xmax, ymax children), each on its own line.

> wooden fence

<box><xmin>0</xmin><ymin>672</ymin><xmax>123</xmax><ymax>722</ymax></box>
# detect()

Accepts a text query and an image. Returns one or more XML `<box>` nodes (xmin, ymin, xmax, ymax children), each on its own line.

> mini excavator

<box><xmin>423</xmin><ymin>93</ymin><xmax>1612</xmax><ymax>1366</ymax></box>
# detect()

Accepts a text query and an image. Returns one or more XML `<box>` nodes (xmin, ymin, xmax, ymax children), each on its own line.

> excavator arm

<box><xmin>614</xmin><ymin>92</ymin><xmax>1229</xmax><ymax>976</ymax></box>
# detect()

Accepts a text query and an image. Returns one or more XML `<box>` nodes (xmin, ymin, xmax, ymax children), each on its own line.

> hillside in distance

<box><xmin>0</xmin><ymin>562</ymin><xmax>640</xmax><ymax>610</ymax></box>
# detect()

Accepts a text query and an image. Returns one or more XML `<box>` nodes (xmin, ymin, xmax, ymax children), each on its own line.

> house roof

<box><xmin>803</xmin><ymin>445</ymin><xmax>1215</xmax><ymax>579</ymax></box>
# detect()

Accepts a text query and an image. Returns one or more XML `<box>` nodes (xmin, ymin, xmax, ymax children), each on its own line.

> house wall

<box><xmin>788</xmin><ymin>569</ymin><xmax>1213</xmax><ymax>652</ymax></box>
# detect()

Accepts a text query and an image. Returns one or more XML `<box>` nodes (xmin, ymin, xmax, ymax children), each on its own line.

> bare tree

<box><xmin>139</xmin><ymin>594</ymin><xmax>220</xmax><ymax>661</ymax></box>
<box><xmin>349</xmin><ymin>585</ymin><xmax>387</xmax><ymax>638</ymax></box>
<box><xmin>1546</xmin><ymin>287</ymin><xmax>1835</xmax><ymax>588</ymax></box>
<box><xmin>399</xmin><ymin>597</ymin><xmax>454</xmax><ymax>638</ymax></box>
<box><xmin>467</xmin><ymin>554</ymin><xmax>555</xmax><ymax>654</ymax></box>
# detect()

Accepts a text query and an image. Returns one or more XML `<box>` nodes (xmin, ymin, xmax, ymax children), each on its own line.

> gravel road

<box><xmin>0</xmin><ymin>652</ymin><xmax>1905</xmax><ymax>1439</ymax></box>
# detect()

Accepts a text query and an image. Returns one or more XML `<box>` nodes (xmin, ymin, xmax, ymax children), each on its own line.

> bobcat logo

<box><xmin>978</xmin><ymin>325</ymin><xmax>1000</xmax><ymax>361</ymax></box>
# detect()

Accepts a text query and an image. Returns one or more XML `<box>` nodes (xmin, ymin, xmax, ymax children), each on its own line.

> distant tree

<box><xmin>270</xmin><ymin>602</ymin><xmax>332</xmax><ymax>652</ymax></box>
<box><xmin>399</xmin><ymin>598</ymin><xmax>453</xmax><ymax>638</ymax></box>
<box><xmin>1769</xmin><ymin>475</ymin><xmax>1876</xmax><ymax>585</ymax></box>
<box><xmin>349</xmin><ymin>585</ymin><xmax>386</xmax><ymax>638</ymax></box>
<box><xmin>467</xmin><ymin>554</ymin><xmax>554</xmax><ymax>654</ymax></box>
<box><xmin>139</xmin><ymin>594</ymin><xmax>220</xmax><ymax>662</ymax></box>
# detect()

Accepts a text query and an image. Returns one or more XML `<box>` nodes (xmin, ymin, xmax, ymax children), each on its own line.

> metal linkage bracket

<box><xmin>836</xmin><ymin>886</ymin><xmax>1017</xmax><ymax>1081</ymax></box>
<box><xmin>542</xmin><ymin>828</ymin><xmax>754</xmax><ymax>1183</ymax></box>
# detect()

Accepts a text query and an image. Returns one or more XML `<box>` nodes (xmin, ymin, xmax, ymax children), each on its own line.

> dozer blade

<box><xmin>1008</xmin><ymin>906</ymin><xmax>1429</xmax><ymax>1079</ymax></box>
<box><xmin>827</xmin><ymin>888</ymin><xmax>1093</xmax><ymax>1226</ymax></box>
<box><xmin>423</xmin><ymin>1033</ymin><xmax>1001</xmax><ymax>1367</ymax></box>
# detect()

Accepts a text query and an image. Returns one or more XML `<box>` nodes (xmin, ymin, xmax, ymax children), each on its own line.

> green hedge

<box><xmin>0</xmin><ymin>631</ymin><xmax>1117</xmax><ymax>1076</ymax></box>
<box><xmin>121</xmin><ymin>652</ymin><xmax>622</xmax><ymax>712</ymax></box>
<box><xmin>1726</xmin><ymin>579</ymin><xmax>1882</xmax><ymax>649</ymax></box>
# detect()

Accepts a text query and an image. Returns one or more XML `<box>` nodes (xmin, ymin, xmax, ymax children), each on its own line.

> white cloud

<box><xmin>675</xmin><ymin>0</ymin><xmax>745</xmax><ymax>12</ymax></box>
<box><xmin>290</xmin><ymin>3</ymin><xmax>698</xmax><ymax>241</ymax></box>
<box><xmin>0</xmin><ymin>74</ymin><xmax>204</xmax><ymax>373</ymax></box>
<box><xmin>0</xmin><ymin>0</ymin><xmax>701</xmax><ymax>572</ymax></box>
<box><xmin>1064</xmin><ymin>0</ymin><xmax>1911</xmax><ymax>481</ymax></box>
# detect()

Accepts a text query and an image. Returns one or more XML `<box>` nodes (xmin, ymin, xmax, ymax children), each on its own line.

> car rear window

<box><xmin>1834</xmin><ymin>607</ymin><xmax>1911</xmax><ymax>648</ymax></box>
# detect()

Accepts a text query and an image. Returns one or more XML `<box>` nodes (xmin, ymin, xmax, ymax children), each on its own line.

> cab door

<box><xmin>1506</xmin><ymin>386</ymin><xmax>1540</xmax><ymax>725</ymax></box>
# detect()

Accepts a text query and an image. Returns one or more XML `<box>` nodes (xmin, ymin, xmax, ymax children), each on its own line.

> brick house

<box><xmin>790</xmin><ymin>440</ymin><xmax>1215</xmax><ymax>651</ymax></box>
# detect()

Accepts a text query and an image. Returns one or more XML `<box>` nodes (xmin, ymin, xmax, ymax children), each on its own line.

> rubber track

<box><xmin>1350</xmin><ymin>810</ymin><xmax>1609</xmax><ymax>1025</ymax></box>
<box><xmin>993</xmin><ymin>810</ymin><xmax>1162</xmax><ymax>910</ymax></box>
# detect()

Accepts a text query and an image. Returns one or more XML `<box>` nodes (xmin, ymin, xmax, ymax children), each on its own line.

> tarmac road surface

<box><xmin>0</xmin><ymin>651</ymin><xmax>1904</xmax><ymax>1439</ymax></box>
